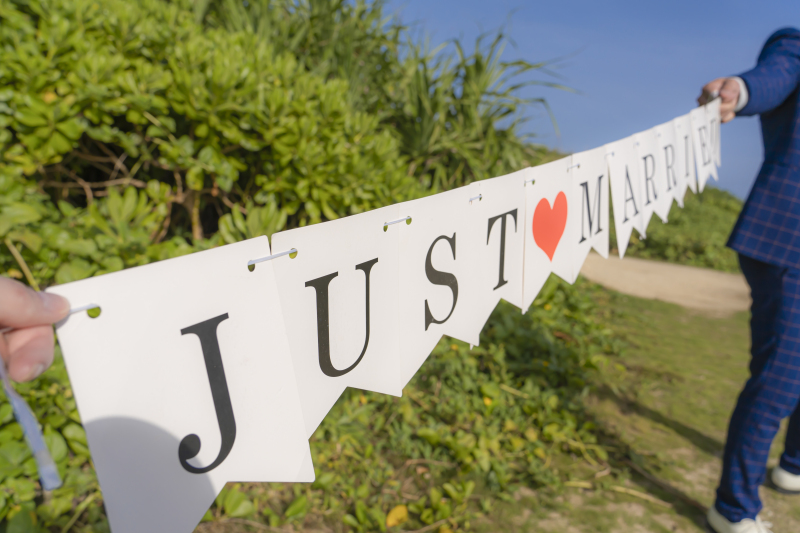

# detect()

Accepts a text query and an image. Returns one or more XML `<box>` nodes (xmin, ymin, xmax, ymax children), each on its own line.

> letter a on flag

<box><xmin>606</xmin><ymin>136</ymin><xmax>645</xmax><ymax>258</ymax></box>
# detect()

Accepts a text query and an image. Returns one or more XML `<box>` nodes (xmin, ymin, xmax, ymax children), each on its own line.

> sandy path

<box><xmin>580</xmin><ymin>252</ymin><xmax>751</xmax><ymax>316</ymax></box>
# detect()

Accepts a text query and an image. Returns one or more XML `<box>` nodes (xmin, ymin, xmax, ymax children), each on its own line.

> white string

<box><xmin>567</xmin><ymin>163</ymin><xmax>581</xmax><ymax>171</ymax></box>
<box><xmin>247</xmin><ymin>248</ymin><xmax>297</xmax><ymax>267</ymax></box>
<box><xmin>0</xmin><ymin>304</ymin><xmax>100</xmax><ymax>335</ymax></box>
<box><xmin>469</xmin><ymin>194</ymin><xmax>482</xmax><ymax>204</ymax></box>
<box><xmin>383</xmin><ymin>216</ymin><xmax>411</xmax><ymax>229</ymax></box>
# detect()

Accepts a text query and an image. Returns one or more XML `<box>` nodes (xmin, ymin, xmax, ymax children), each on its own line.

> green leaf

<box><xmin>223</xmin><ymin>489</ymin><xmax>254</xmax><ymax>518</ymax></box>
<box><xmin>284</xmin><ymin>495</ymin><xmax>307</xmax><ymax>518</ymax></box>
<box><xmin>416</xmin><ymin>427</ymin><xmax>440</xmax><ymax>446</ymax></box>
<box><xmin>15</xmin><ymin>110</ymin><xmax>48</xmax><ymax>128</ymax></box>
<box><xmin>55</xmin><ymin>118</ymin><xmax>85</xmax><ymax>141</ymax></box>
<box><xmin>186</xmin><ymin>166</ymin><xmax>204</xmax><ymax>191</ymax></box>
<box><xmin>0</xmin><ymin>203</ymin><xmax>42</xmax><ymax>236</ymax></box>
<box><xmin>480</xmin><ymin>382</ymin><xmax>501</xmax><ymax>399</ymax></box>
<box><xmin>43</xmin><ymin>430</ymin><xmax>68</xmax><ymax>463</ymax></box>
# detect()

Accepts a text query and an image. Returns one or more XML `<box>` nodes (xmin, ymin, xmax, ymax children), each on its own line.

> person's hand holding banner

<box><xmin>698</xmin><ymin>77</ymin><xmax>741</xmax><ymax>122</ymax></box>
<box><xmin>0</xmin><ymin>277</ymin><xmax>69</xmax><ymax>382</ymax></box>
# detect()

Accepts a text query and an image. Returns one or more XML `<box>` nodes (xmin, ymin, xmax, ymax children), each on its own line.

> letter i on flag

<box><xmin>271</xmin><ymin>205</ymin><xmax>405</xmax><ymax>438</ymax></box>
<box><xmin>606</xmin><ymin>136</ymin><xmax>645</xmax><ymax>258</ymax></box>
<box><xmin>522</xmin><ymin>156</ymin><xmax>574</xmax><ymax>311</ymax></box>
<box><xmin>396</xmin><ymin>184</ymin><xmax>483</xmax><ymax>385</ymax></box>
<box><xmin>48</xmin><ymin>238</ymin><xmax>314</xmax><ymax>533</ymax></box>
<box><xmin>636</xmin><ymin>127</ymin><xmax>672</xmax><ymax>224</ymax></box>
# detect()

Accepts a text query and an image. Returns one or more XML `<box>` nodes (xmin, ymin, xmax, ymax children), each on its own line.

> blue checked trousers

<box><xmin>716</xmin><ymin>254</ymin><xmax>800</xmax><ymax>522</ymax></box>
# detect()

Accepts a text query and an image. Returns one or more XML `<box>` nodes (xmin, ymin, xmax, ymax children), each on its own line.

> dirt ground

<box><xmin>580</xmin><ymin>252</ymin><xmax>750</xmax><ymax>317</ymax></box>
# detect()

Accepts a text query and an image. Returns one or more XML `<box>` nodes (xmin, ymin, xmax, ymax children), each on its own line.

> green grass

<box><xmin>476</xmin><ymin>287</ymin><xmax>800</xmax><ymax>532</ymax></box>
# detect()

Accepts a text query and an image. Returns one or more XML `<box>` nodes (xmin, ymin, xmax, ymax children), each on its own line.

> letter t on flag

<box><xmin>48</xmin><ymin>238</ymin><xmax>314</xmax><ymax>533</ymax></box>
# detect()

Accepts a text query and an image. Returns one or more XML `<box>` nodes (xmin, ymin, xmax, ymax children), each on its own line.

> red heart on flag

<box><xmin>532</xmin><ymin>192</ymin><xmax>568</xmax><ymax>261</ymax></box>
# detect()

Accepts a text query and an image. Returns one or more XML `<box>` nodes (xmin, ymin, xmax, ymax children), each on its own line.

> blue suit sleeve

<box><xmin>738</xmin><ymin>28</ymin><xmax>800</xmax><ymax>116</ymax></box>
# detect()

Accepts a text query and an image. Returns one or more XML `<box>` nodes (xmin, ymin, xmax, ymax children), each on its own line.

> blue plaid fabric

<box><xmin>727</xmin><ymin>27</ymin><xmax>800</xmax><ymax>268</ymax></box>
<box><xmin>716</xmin><ymin>254</ymin><xmax>800</xmax><ymax>522</ymax></box>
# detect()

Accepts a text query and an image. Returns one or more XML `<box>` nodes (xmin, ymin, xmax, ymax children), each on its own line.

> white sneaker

<box><xmin>706</xmin><ymin>505</ymin><xmax>774</xmax><ymax>533</ymax></box>
<box><xmin>771</xmin><ymin>465</ymin><xmax>800</xmax><ymax>494</ymax></box>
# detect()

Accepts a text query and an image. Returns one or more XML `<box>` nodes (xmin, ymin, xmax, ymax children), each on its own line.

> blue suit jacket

<box><xmin>728</xmin><ymin>27</ymin><xmax>800</xmax><ymax>268</ymax></box>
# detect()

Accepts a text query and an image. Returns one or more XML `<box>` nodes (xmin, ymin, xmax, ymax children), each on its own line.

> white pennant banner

<box><xmin>45</xmin><ymin>102</ymin><xmax>723</xmax><ymax>533</ymax></box>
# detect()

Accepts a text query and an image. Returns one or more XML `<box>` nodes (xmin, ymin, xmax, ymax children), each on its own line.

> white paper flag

<box><xmin>523</xmin><ymin>157</ymin><xmax>574</xmax><ymax>311</ymax></box>
<box><xmin>271</xmin><ymin>206</ymin><xmax>404</xmax><ymax>437</ymax></box>
<box><xmin>674</xmin><ymin>113</ymin><xmax>698</xmax><ymax>195</ymax></box>
<box><xmin>48</xmin><ymin>238</ymin><xmax>314</xmax><ymax>533</ymax></box>
<box><xmin>571</xmin><ymin>146</ymin><xmax>610</xmax><ymax>272</ymax></box>
<box><xmin>690</xmin><ymin>105</ymin><xmax>718</xmax><ymax>191</ymax></box>
<box><xmin>460</xmin><ymin>171</ymin><xmax>529</xmax><ymax>335</ymax></box>
<box><xmin>655</xmin><ymin>120</ymin><xmax>684</xmax><ymax>208</ymax></box>
<box><xmin>636</xmin><ymin>127</ymin><xmax>671</xmax><ymax>224</ymax></box>
<box><xmin>706</xmin><ymin>98</ymin><xmax>722</xmax><ymax>168</ymax></box>
<box><xmin>606</xmin><ymin>136</ymin><xmax>645</xmax><ymax>258</ymax></box>
<box><xmin>396</xmin><ymin>185</ymin><xmax>482</xmax><ymax>383</ymax></box>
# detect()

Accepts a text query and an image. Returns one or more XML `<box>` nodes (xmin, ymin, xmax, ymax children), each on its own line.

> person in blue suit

<box><xmin>699</xmin><ymin>27</ymin><xmax>800</xmax><ymax>533</ymax></box>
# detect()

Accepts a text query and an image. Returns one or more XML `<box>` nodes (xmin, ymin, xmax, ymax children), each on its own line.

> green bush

<box><xmin>0</xmin><ymin>0</ymin><xmax>614</xmax><ymax>531</ymax></box>
<box><xmin>611</xmin><ymin>187</ymin><xmax>743</xmax><ymax>272</ymax></box>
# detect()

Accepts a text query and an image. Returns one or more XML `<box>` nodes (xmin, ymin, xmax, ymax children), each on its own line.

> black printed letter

<box><xmin>683</xmin><ymin>134</ymin><xmax>692</xmax><ymax>178</ymax></box>
<box><xmin>642</xmin><ymin>154</ymin><xmax>657</xmax><ymax>205</ymax></box>
<box><xmin>664</xmin><ymin>145</ymin><xmax>676</xmax><ymax>192</ymax></box>
<box><xmin>579</xmin><ymin>175</ymin><xmax>604</xmax><ymax>244</ymax></box>
<box><xmin>487</xmin><ymin>209</ymin><xmax>518</xmax><ymax>290</ymax></box>
<box><xmin>623</xmin><ymin>167</ymin><xmax>639</xmax><ymax>223</ymax></box>
<box><xmin>305</xmin><ymin>258</ymin><xmax>379</xmax><ymax>377</ymax></box>
<box><xmin>699</xmin><ymin>126</ymin><xmax>712</xmax><ymax>165</ymax></box>
<box><xmin>179</xmin><ymin>314</ymin><xmax>236</xmax><ymax>474</ymax></box>
<box><xmin>424</xmin><ymin>234</ymin><xmax>458</xmax><ymax>330</ymax></box>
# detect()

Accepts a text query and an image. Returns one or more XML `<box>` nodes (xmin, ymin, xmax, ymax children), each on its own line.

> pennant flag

<box><xmin>571</xmin><ymin>146</ymin><xmax>610</xmax><ymax>273</ymax></box>
<box><xmin>674</xmin><ymin>112</ymin><xmax>698</xmax><ymax>194</ymax></box>
<box><xmin>706</xmin><ymin>98</ymin><xmax>722</xmax><ymax>167</ymax></box>
<box><xmin>690</xmin><ymin>105</ymin><xmax>718</xmax><ymax>191</ymax></box>
<box><xmin>522</xmin><ymin>156</ymin><xmax>574</xmax><ymax>311</ymax></box>
<box><xmin>396</xmin><ymin>184</ymin><xmax>483</xmax><ymax>385</ymax></box>
<box><xmin>48</xmin><ymin>238</ymin><xmax>314</xmax><ymax>533</ymax></box>
<box><xmin>655</xmin><ymin>119</ymin><xmax>683</xmax><ymax>208</ymax></box>
<box><xmin>271</xmin><ymin>205</ymin><xmax>405</xmax><ymax>437</ymax></box>
<box><xmin>461</xmin><ymin>170</ymin><xmax>529</xmax><ymax>335</ymax></box>
<box><xmin>606</xmin><ymin>136</ymin><xmax>645</xmax><ymax>258</ymax></box>
<box><xmin>636</xmin><ymin>127</ymin><xmax>671</xmax><ymax>224</ymax></box>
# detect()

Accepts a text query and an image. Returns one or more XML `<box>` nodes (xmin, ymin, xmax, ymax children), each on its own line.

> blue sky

<box><xmin>386</xmin><ymin>0</ymin><xmax>800</xmax><ymax>199</ymax></box>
